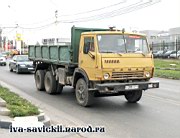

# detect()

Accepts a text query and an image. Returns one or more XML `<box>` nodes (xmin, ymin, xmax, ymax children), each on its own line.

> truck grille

<box><xmin>112</xmin><ymin>71</ymin><xmax>144</xmax><ymax>79</ymax></box>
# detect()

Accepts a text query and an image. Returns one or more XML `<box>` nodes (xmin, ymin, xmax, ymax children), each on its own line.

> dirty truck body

<box><xmin>29</xmin><ymin>26</ymin><xmax>159</xmax><ymax>106</ymax></box>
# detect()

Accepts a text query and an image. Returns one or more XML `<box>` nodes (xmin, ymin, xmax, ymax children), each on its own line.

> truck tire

<box><xmin>75</xmin><ymin>78</ymin><xmax>93</xmax><ymax>107</ymax></box>
<box><xmin>35</xmin><ymin>70</ymin><xmax>45</xmax><ymax>91</ymax></box>
<box><xmin>56</xmin><ymin>83</ymin><xmax>64</xmax><ymax>94</ymax></box>
<box><xmin>124</xmin><ymin>90</ymin><xmax>142</xmax><ymax>103</ymax></box>
<box><xmin>44</xmin><ymin>71</ymin><xmax>56</xmax><ymax>94</ymax></box>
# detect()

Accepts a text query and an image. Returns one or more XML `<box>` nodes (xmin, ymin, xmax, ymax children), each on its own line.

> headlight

<box><xmin>104</xmin><ymin>73</ymin><xmax>110</xmax><ymax>79</ymax></box>
<box><xmin>145</xmin><ymin>72</ymin><xmax>150</xmax><ymax>78</ymax></box>
<box><xmin>19</xmin><ymin>64</ymin><xmax>26</xmax><ymax>67</ymax></box>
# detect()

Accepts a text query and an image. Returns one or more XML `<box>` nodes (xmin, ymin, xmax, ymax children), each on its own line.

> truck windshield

<box><xmin>97</xmin><ymin>34</ymin><xmax>149</xmax><ymax>54</ymax></box>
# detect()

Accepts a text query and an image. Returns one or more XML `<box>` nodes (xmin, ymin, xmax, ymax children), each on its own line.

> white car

<box><xmin>0</xmin><ymin>56</ymin><xmax>6</xmax><ymax>66</ymax></box>
<box><xmin>169</xmin><ymin>51</ymin><xmax>180</xmax><ymax>59</ymax></box>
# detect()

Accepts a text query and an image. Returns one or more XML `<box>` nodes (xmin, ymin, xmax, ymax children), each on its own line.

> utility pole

<box><xmin>54</xmin><ymin>10</ymin><xmax>58</xmax><ymax>45</ymax></box>
<box><xmin>55</xmin><ymin>10</ymin><xmax>58</xmax><ymax>24</ymax></box>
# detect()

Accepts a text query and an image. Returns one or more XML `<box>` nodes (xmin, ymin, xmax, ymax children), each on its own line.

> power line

<box><xmin>59</xmin><ymin>0</ymin><xmax>127</xmax><ymax>17</ymax></box>
<box><xmin>2</xmin><ymin>28</ymin><xmax>16</xmax><ymax>35</ymax></box>
<box><xmin>18</xmin><ymin>22</ymin><xmax>55</xmax><ymax>30</ymax></box>
<box><xmin>58</xmin><ymin>0</ymin><xmax>160</xmax><ymax>23</ymax></box>
<box><xmin>62</xmin><ymin>0</ymin><xmax>144</xmax><ymax>22</ymax></box>
<box><xmin>20</xmin><ymin>0</ymin><xmax>127</xmax><ymax>26</ymax></box>
<box><xmin>0</xmin><ymin>0</ymin><xmax>161</xmax><ymax>31</ymax></box>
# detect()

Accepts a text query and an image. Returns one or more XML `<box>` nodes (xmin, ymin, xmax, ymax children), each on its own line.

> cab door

<box><xmin>79</xmin><ymin>35</ymin><xmax>97</xmax><ymax>80</ymax></box>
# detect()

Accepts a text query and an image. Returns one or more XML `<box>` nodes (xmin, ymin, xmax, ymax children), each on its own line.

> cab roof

<box><xmin>82</xmin><ymin>30</ymin><xmax>146</xmax><ymax>36</ymax></box>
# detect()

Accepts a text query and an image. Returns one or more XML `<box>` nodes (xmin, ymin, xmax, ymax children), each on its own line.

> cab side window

<box><xmin>83</xmin><ymin>37</ymin><xmax>94</xmax><ymax>54</ymax></box>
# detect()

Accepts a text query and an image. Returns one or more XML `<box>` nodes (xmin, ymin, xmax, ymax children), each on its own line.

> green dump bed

<box><xmin>28</xmin><ymin>44</ymin><xmax>71</xmax><ymax>65</ymax></box>
<box><xmin>28</xmin><ymin>26</ymin><xmax>108</xmax><ymax>65</ymax></box>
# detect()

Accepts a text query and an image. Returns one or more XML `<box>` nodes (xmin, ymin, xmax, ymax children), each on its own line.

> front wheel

<box><xmin>75</xmin><ymin>78</ymin><xmax>94</xmax><ymax>107</ymax></box>
<box><xmin>124</xmin><ymin>90</ymin><xmax>142</xmax><ymax>103</ymax></box>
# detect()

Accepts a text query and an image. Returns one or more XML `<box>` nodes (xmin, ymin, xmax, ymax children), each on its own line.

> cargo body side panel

<box><xmin>28</xmin><ymin>45</ymin><xmax>70</xmax><ymax>64</ymax></box>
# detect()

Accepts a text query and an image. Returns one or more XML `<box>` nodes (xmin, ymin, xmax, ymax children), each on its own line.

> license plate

<box><xmin>28</xmin><ymin>68</ymin><xmax>34</xmax><ymax>70</ymax></box>
<box><xmin>125</xmin><ymin>85</ymin><xmax>139</xmax><ymax>90</ymax></box>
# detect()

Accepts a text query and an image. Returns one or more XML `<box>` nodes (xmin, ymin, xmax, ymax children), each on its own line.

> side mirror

<box><xmin>88</xmin><ymin>51</ymin><xmax>95</xmax><ymax>59</ymax></box>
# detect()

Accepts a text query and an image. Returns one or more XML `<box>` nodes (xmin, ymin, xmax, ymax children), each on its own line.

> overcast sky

<box><xmin>0</xmin><ymin>0</ymin><xmax>180</xmax><ymax>44</ymax></box>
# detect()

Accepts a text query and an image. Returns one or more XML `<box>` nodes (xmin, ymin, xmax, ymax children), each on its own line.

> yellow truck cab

<box><xmin>29</xmin><ymin>26</ymin><xmax>159</xmax><ymax>107</ymax></box>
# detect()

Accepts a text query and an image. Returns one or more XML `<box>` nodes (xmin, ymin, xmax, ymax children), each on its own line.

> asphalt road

<box><xmin>0</xmin><ymin>64</ymin><xmax>180</xmax><ymax>138</ymax></box>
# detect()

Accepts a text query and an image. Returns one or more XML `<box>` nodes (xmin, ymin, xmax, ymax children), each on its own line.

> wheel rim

<box><xmin>76</xmin><ymin>82</ymin><xmax>86</xmax><ymax>102</ymax></box>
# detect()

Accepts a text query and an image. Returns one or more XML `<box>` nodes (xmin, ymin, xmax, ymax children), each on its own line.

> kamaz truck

<box><xmin>28</xmin><ymin>26</ymin><xmax>159</xmax><ymax>107</ymax></box>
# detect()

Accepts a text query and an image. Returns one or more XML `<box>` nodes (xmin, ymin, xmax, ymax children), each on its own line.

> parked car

<box><xmin>162</xmin><ymin>50</ymin><xmax>176</xmax><ymax>58</ymax></box>
<box><xmin>1</xmin><ymin>51</ymin><xmax>10</xmax><ymax>59</ymax></box>
<box><xmin>169</xmin><ymin>51</ymin><xmax>180</xmax><ymax>59</ymax></box>
<box><xmin>9</xmin><ymin>55</ymin><xmax>34</xmax><ymax>73</ymax></box>
<box><xmin>0</xmin><ymin>54</ymin><xmax>6</xmax><ymax>66</ymax></box>
<box><xmin>153</xmin><ymin>51</ymin><xmax>163</xmax><ymax>58</ymax></box>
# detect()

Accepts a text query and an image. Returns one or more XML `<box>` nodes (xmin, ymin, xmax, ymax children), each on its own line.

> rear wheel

<box><xmin>44</xmin><ymin>71</ymin><xmax>56</xmax><ymax>94</ymax></box>
<box><xmin>124</xmin><ymin>90</ymin><xmax>142</xmax><ymax>103</ymax></box>
<box><xmin>75</xmin><ymin>78</ymin><xmax>93</xmax><ymax>107</ymax></box>
<box><xmin>35</xmin><ymin>70</ymin><xmax>45</xmax><ymax>91</ymax></box>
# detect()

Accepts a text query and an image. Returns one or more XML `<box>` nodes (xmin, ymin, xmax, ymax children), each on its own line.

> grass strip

<box><xmin>0</xmin><ymin>86</ymin><xmax>39</xmax><ymax>117</ymax></box>
<box><xmin>154</xmin><ymin>59</ymin><xmax>180</xmax><ymax>79</ymax></box>
<box><xmin>154</xmin><ymin>59</ymin><xmax>180</xmax><ymax>68</ymax></box>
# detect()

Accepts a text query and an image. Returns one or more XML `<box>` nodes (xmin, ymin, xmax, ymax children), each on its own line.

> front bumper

<box><xmin>95</xmin><ymin>80</ymin><xmax>159</xmax><ymax>93</ymax></box>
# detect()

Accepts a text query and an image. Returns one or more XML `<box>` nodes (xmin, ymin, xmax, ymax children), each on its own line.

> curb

<box><xmin>0</xmin><ymin>97</ymin><xmax>51</xmax><ymax>129</ymax></box>
<box><xmin>0</xmin><ymin>107</ymin><xmax>10</xmax><ymax>116</ymax></box>
<box><xmin>155</xmin><ymin>67</ymin><xmax>180</xmax><ymax>71</ymax></box>
<box><xmin>37</xmin><ymin>112</ymin><xmax>51</xmax><ymax>127</ymax></box>
<box><xmin>0</xmin><ymin>81</ymin><xmax>94</xmax><ymax>135</ymax></box>
<box><xmin>0</xmin><ymin>120</ymin><xmax>12</xmax><ymax>129</ymax></box>
<box><xmin>0</xmin><ymin>109</ymin><xmax>50</xmax><ymax>129</ymax></box>
<box><xmin>0</xmin><ymin>83</ymin><xmax>51</xmax><ymax>129</ymax></box>
<box><xmin>0</xmin><ymin>98</ymin><xmax>6</xmax><ymax>107</ymax></box>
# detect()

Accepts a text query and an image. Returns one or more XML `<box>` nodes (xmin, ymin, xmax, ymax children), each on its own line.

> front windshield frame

<box><xmin>97</xmin><ymin>34</ymin><xmax>149</xmax><ymax>54</ymax></box>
